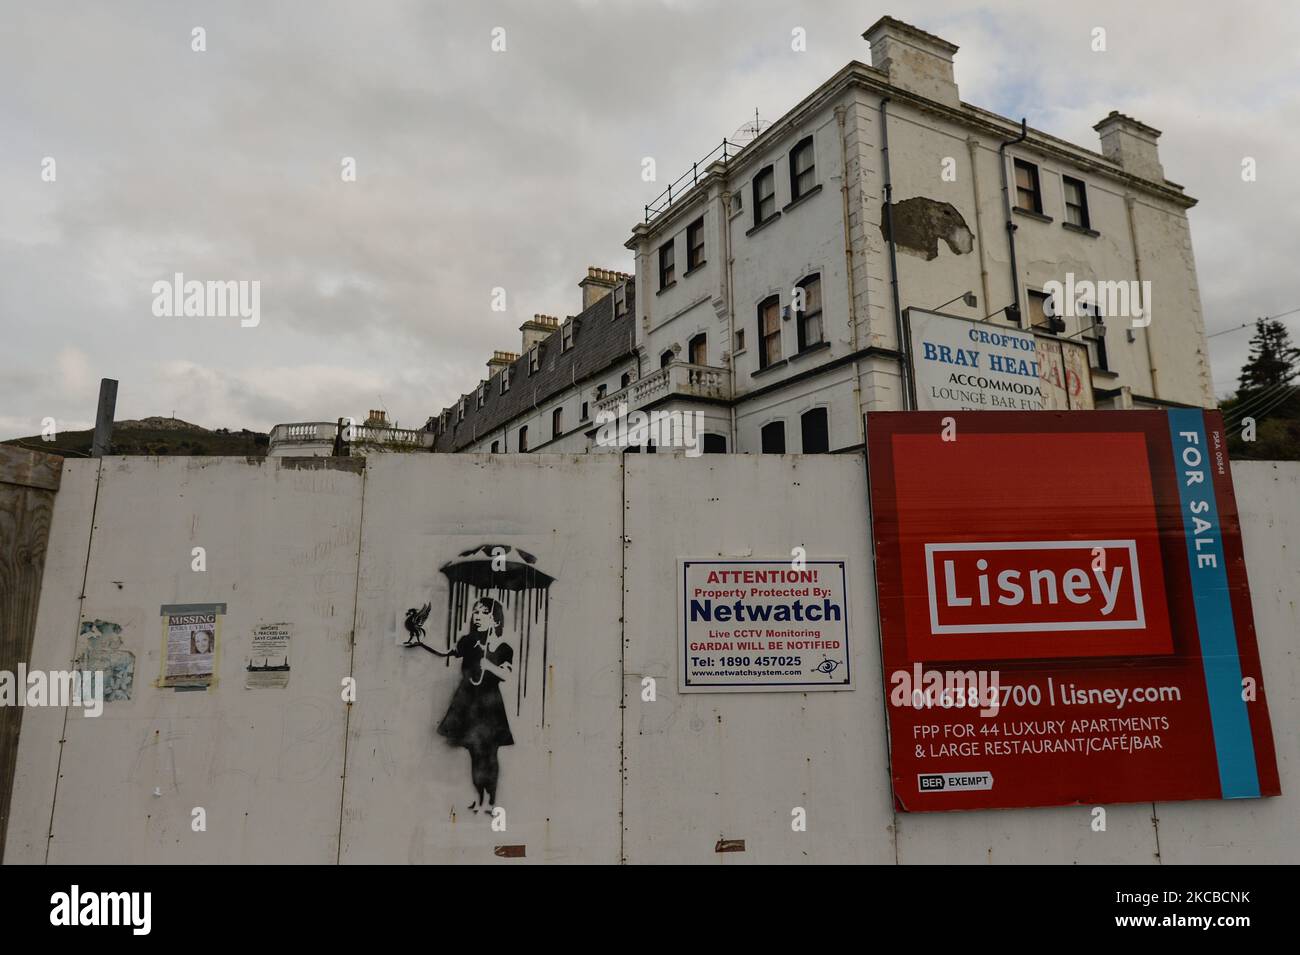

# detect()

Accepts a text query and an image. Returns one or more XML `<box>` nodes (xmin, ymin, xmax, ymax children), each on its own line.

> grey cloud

<box><xmin>2</xmin><ymin>0</ymin><xmax>1295</xmax><ymax>440</ymax></box>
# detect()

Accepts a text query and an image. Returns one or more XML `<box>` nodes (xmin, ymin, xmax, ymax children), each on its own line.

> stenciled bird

<box><xmin>404</xmin><ymin>603</ymin><xmax>432</xmax><ymax>646</ymax></box>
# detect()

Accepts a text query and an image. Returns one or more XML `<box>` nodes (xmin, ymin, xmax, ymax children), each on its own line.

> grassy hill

<box><xmin>3</xmin><ymin>416</ymin><xmax>268</xmax><ymax>458</ymax></box>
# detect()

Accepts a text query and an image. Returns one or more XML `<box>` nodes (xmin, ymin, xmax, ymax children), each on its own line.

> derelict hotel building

<box><xmin>426</xmin><ymin>16</ymin><xmax>1214</xmax><ymax>456</ymax></box>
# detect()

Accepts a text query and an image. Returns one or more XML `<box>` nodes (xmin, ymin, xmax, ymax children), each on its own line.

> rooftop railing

<box><xmin>644</xmin><ymin>139</ymin><xmax>743</xmax><ymax>223</ymax></box>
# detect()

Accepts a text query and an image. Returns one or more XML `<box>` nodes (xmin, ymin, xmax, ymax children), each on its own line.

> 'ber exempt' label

<box><xmin>678</xmin><ymin>559</ymin><xmax>851</xmax><ymax>692</ymax></box>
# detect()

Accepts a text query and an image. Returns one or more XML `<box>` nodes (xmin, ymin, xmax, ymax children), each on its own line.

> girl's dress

<box><xmin>436</xmin><ymin>633</ymin><xmax>515</xmax><ymax>748</ymax></box>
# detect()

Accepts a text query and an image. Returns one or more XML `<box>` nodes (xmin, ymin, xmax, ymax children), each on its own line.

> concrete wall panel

<box><xmin>39</xmin><ymin>457</ymin><xmax>362</xmax><ymax>864</ymax></box>
<box><xmin>620</xmin><ymin>454</ymin><xmax>894</xmax><ymax>863</ymax></box>
<box><xmin>1153</xmin><ymin>461</ymin><xmax>1300</xmax><ymax>863</ymax></box>
<box><xmin>339</xmin><ymin>454</ymin><xmax>624</xmax><ymax>863</ymax></box>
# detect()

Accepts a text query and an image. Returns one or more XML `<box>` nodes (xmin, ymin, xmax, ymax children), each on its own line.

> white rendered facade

<box><xmin>432</xmin><ymin>16</ymin><xmax>1213</xmax><ymax>456</ymax></box>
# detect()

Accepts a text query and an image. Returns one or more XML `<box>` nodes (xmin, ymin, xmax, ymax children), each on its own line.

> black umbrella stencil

<box><xmin>430</xmin><ymin>544</ymin><xmax>556</xmax><ymax>724</ymax></box>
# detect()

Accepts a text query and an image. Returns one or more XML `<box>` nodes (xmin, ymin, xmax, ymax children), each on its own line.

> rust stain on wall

<box><xmin>276</xmin><ymin>457</ymin><xmax>365</xmax><ymax>473</ymax></box>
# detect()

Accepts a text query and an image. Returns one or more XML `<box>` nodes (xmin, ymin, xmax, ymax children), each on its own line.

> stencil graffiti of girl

<box><xmin>407</xmin><ymin>597</ymin><xmax>514</xmax><ymax>813</ymax></box>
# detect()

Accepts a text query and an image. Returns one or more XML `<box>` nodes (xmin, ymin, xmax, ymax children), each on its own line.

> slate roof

<box><xmin>430</xmin><ymin>283</ymin><xmax>637</xmax><ymax>452</ymax></box>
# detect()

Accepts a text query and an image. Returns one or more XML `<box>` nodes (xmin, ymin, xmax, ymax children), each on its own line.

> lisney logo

<box><xmin>925</xmin><ymin>540</ymin><xmax>1145</xmax><ymax>634</ymax></box>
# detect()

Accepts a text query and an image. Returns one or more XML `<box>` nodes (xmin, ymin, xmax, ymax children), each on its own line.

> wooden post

<box><xmin>91</xmin><ymin>378</ymin><xmax>118</xmax><ymax>458</ymax></box>
<box><xmin>0</xmin><ymin>445</ymin><xmax>63</xmax><ymax>862</ymax></box>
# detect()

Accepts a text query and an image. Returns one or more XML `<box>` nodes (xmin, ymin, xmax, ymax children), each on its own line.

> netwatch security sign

<box><xmin>865</xmin><ymin>410</ymin><xmax>1280</xmax><ymax>811</ymax></box>
<box><xmin>678</xmin><ymin>559</ymin><xmax>851</xmax><ymax>691</ymax></box>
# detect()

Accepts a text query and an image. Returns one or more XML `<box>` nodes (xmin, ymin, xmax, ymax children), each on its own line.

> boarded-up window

<box><xmin>689</xmin><ymin>333</ymin><xmax>707</xmax><ymax>365</ymax></box>
<box><xmin>1014</xmin><ymin>159</ymin><xmax>1042</xmax><ymax>214</ymax></box>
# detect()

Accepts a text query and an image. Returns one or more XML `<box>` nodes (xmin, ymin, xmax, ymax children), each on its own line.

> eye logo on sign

<box><xmin>924</xmin><ymin>540</ymin><xmax>1145</xmax><ymax>634</ymax></box>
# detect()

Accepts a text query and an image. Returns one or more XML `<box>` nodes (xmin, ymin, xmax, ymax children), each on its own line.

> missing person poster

<box><xmin>678</xmin><ymin>558</ymin><xmax>851</xmax><ymax>692</ymax></box>
<box><xmin>865</xmin><ymin>410</ymin><xmax>1280</xmax><ymax>811</ymax></box>
<box><xmin>159</xmin><ymin>603</ymin><xmax>224</xmax><ymax>688</ymax></box>
<box><xmin>245</xmin><ymin>622</ymin><xmax>292</xmax><ymax>689</ymax></box>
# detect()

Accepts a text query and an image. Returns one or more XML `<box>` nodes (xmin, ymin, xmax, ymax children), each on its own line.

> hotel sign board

<box><xmin>906</xmin><ymin>308</ymin><xmax>1093</xmax><ymax>411</ymax></box>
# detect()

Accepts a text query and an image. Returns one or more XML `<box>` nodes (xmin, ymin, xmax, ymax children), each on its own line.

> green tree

<box><xmin>1236</xmin><ymin>318</ymin><xmax>1300</xmax><ymax>397</ymax></box>
<box><xmin>1224</xmin><ymin>318</ymin><xmax>1300</xmax><ymax>461</ymax></box>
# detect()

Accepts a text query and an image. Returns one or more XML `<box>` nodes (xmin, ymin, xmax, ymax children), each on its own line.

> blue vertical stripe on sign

<box><xmin>1167</xmin><ymin>409</ymin><xmax>1259</xmax><ymax>798</ymax></box>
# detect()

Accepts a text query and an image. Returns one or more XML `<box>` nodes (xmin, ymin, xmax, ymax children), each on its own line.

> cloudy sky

<box><xmin>3</xmin><ymin>0</ymin><xmax>1297</xmax><ymax>439</ymax></box>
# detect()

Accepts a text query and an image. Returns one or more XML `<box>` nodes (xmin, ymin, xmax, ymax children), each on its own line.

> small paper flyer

<box><xmin>159</xmin><ymin>603</ymin><xmax>224</xmax><ymax>688</ymax></box>
<box><xmin>246</xmin><ymin>622</ymin><xmax>292</xmax><ymax>689</ymax></box>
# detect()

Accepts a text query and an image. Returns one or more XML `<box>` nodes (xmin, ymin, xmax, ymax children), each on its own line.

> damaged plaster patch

<box><xmin>277</xmin><ymin>456</ymin><xmax>365</xmax><ymax>472</ymax></box>
<box><xmin>881</xmin><ymin>197</ymin><xmax>974</xmax><ymax>260</ymax></box>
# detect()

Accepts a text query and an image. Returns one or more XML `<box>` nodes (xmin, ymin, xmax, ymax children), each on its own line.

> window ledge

<box><xmin>655</xmin><ymin>280</ymin><xmax>677</xmax><ymax>296</ymax></box>
<box><xmin>790</xmin><ymin>340</ymin><xmax>831</xmax><ymax>362</ymax></box>
<box><xmin>1090</xmin><ymin>367</ymin><xmax>1119</xmax><ymax>379</ymax></box>
<box><xmin>1013</xmin><ymin>206</ymin><xmax>1053</xmax><ymax>223</ymax></box>
<box><xmin>745</xmin><ymin>211</ymin><xmax>782</xmax><ymax>237</ymax></box>
<box><xmin>683</xmin><ymin>262</ymin><xmax>707</xmax><ymax>278</ymax></box>
<box><xmin>750</xmin><ymin>358</ymin><xmax>790</xmax><ymax>378</ymax></box>
<box><xmin>782</xmin><ymin>183</ymin><xmax>823</xmax><ymax>213</ymax></box>
<box><xmin>1063</xmin><ymin>221</ymin><xmax>1100</xmax><ymax>238</ymax></box>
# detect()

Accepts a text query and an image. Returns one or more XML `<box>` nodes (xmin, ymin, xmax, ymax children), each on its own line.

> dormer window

<box><xmin>529</xmin><ymin>345</ymin><xmax>540</xmax><ymax>375</ymax></box>
<box><xmin>476</xmin><ymin>383</ymin><xmax>487</xmax><ymax>408</ymax></box>
<box><xmin>562</xmin><ymin>319</ymin><xmax>575</xmax><ymax>351</ymax></box>
<box><xmin>613</xmin><ymin>283</ymin><xmax>627</xmax><ymax>318</ymax></box>
<box><xmin>457</xmin><ymin>398</ymin><xmax>466</xmax><ymax>423</ymax></box>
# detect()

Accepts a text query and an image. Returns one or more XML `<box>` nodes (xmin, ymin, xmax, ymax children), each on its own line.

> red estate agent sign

<box><xmin>865</xmin><ymin>410</ymin><xmax>1280</xmax><ymax>811</ymax></box>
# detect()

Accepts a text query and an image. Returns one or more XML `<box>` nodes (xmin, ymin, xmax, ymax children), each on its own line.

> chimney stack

<box><xmin>1093</xmin><ymin>111</ymin><xmax>1164</xmax><ymax>181</ymax></box>
<box><xmin>579</xmin><ymin>266</ymin><xmax>633</xmax><ymax>311</ymax></box>
<box><xmin>520</xmin><ymin>314</ymin><xmax>560</xmax><ymax>353</ymax></box>
<box><xmin>487</xmin><ymin>350</ymin><xmax>518</xmax><ymax>376</ymax></box>
<box><xmin>863</xmin><ymin>16</ymin><xmax>960</xmax><ymax>109</ymax></box>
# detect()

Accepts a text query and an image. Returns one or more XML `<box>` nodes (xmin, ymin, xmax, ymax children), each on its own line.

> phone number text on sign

<box><xmin>678</xmin><ymin>559</ymin><xmax>852</xmax><ymax>692</ymax></box>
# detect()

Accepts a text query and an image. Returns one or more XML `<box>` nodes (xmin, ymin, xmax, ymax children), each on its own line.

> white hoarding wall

<box><xmin>4</xmin><ymin>454</ymin><xmax>1296</xmax><ymax>863</ymax></box>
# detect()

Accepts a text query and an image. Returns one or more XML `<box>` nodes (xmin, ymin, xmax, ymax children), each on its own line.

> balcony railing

<box><xmin>594</xmin><ymin>362</ymin><xmax>730</xmax><ymax>418</ymax></box>
<box><xmin>349</xmin><ymin>425</ymin><xmax>431</xmax><ymax>447</ymax></box>
<box><xmin>268</xmin><ymin>421</ymin><xmax>434</xmax><ymax>453</ymax></box>
<box><xmin>269</xmin><ymin>422</ymin><xmax>336</xmax><ymax>446</ymax></box>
